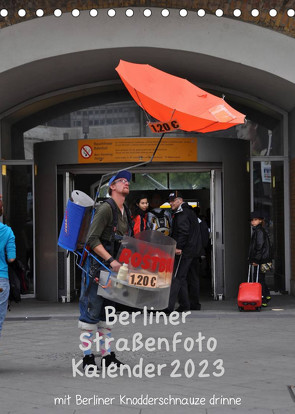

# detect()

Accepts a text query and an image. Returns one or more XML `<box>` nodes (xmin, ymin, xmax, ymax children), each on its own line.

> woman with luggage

<box><xmin>132</xmin><ymin>195</ymin><xmax>149</xmax><ymax>235</ymax></box>
<box><xmin>248</xmin><ymin>211</ymin><xmax>272</xmax><ymax>307</ymax></box>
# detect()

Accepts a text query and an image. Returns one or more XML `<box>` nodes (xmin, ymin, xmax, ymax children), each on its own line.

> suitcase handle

<box><xmin>247</xmin><ymin>264</ymin><xmax>259</xmax><ymax>283</ymax></box>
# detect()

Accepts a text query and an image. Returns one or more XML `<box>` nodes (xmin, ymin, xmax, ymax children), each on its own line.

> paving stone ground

<box><xmin>1</xmin><ymin>295</ymin><xmax>295</xmax><ymax>414</ymax></box>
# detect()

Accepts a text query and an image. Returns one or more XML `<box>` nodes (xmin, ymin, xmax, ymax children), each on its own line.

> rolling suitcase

<box><xmin>237</xmin><ymin>265</ymin><xmax>262</xmax><ymax>311</ymax></box>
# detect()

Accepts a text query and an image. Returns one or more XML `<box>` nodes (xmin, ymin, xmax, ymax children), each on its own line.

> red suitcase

<box><xmin>237</xmin><ymin>265</ymin><xmax>262</xmax><ymax>311</ymax></box>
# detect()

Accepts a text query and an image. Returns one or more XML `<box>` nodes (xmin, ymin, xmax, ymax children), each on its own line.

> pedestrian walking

<box><xmin>0</xmin><ymin>200</ymin><xmax>16</xmax><ymax>337</ymax></box>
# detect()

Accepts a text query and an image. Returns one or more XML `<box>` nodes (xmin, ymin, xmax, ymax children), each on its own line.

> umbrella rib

<box><xmin>134</xmin><ymin>88</ymin><xmax>151</xmax><ymax>123</ymax></box>
<box><xmin>169</xmin><ymin>109</ymin><xmax>176</xmax><ymax>121</ymax></box>
<box><xmin>197</xmin><ymin>120</ymin><xmax>219</xmax><ymax>132</ymax></box>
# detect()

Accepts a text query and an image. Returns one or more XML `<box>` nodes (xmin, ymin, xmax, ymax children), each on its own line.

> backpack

<box><xmin>8</xmin><ymin>258</ymin><xmax>27</xmax><ymax>304</ymax></box>
<box><xmin>94</xmin><ymin>198</ymin><xmax>134</xmax><ymax>257</ymax></box>
<box><xmin>84</xmin><ymin>198</ymin><xmax>134</xmax><ymax>295</ymax></box>
<box><xmin>146</xmin><ymin>208</ymin><xmax>171</xmax><ymax>236</ymax></box>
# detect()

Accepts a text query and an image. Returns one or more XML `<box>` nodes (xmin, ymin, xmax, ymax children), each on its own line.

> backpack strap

<box><xmin>105</xmin><ymin>198</ymin><xmax>118</xmax><ymax>235</ymax></box>
<box><xmin>104</xmin><ymin>198</ymin><xmax>118</xmax><ymax>257</ymax></box>
<box><xmin>104</xmin><ymin>198</ymin><xmax>134</xmax><ymax>251</ymax></box>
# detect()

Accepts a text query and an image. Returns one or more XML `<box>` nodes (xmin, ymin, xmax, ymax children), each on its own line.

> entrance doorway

<box><xmin>58</xmin><ymin>167</ymin><xmax>224</xmax><ymax>302</ymax></box>
<box><xmin>35</xmin><ymin>135</ymin><xmax>250</xmax><ymax>302</ymax></box>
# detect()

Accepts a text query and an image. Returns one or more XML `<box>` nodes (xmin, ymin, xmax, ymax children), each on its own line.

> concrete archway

<box><xmin>0</xmin><ymin>7</ymin><xmax>293</xmax><ymax>298</ymax></box>
<box><xmin>0</xmin><ymin>8</ymin><xmax>294</xmax><ymax>120</ymax></box>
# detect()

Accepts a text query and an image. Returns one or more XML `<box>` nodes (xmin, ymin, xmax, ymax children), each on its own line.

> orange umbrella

<box><xmin>116</xmin><ymin>60</ymin><xmax>245</xmax><ymax>133</ymax></box>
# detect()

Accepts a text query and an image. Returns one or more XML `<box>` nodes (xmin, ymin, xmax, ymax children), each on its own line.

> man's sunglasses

<box><xmin>114</xmin><ymin>178</ymin><xmax>129</xmax><ymax>184</ymax></box>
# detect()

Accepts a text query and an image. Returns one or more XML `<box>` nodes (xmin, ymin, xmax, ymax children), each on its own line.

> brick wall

<box><xmin>1</xmin><ymin>0</ymin><xmax>295</xmax><ymax>38</ymax></box>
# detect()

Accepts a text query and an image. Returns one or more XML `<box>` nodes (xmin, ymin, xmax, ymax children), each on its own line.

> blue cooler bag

<box><xmin>58</xmin><ymin>200</ymin><xmax>88</xmax><ymax>251</ymax></box>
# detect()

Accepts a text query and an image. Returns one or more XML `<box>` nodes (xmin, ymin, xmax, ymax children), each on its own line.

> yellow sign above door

<box><xmin>78</xmin><ymin>137</ymin><xmax>197</xmax><ymax>164</ymax></box>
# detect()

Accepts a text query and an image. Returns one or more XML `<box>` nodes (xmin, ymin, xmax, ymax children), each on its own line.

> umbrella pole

<box><xmin>94</xmin><ymin>132</ymin><xmax>165</xmax><ymax>202</ymax></box>
<box><xmin>78</xmin><ymin>132</ymin><xmax>165</xmax><ymax>266</ymax></box>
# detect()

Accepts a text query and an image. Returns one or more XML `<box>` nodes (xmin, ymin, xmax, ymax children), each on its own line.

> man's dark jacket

<box><xmin>248</xmin><ymin>224</ymin><xmax>272</xmax><ymax>264</ymax></box>
<box><xmin>171</xmin><ymin>202</ymin><xmax>203</xmax><ymax>258</ymax></box>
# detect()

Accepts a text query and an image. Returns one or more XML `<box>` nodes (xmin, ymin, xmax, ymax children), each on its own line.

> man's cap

<box><xmin>250</xmin><ymin>210</ymin><xmax>264</xmax><ymax>220</ymax></box>
<box><xmin>168</xmin><ymin>190</ymin><xmax>183</xmax><ymax>201</ymax></box>
<box><xmin>108</xmin><ymin>170</ymin><xmax>131</xmax><ymax>186</ymax></box>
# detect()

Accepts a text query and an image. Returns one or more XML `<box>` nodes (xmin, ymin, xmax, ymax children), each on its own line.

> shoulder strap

<box><xmin>105</xmin><ymin>198</ymin><xmax>118</xmax><ymax>233</ymax></box>
<box><xmin>103</xmin><ymin>199</ymin><xmax>117</xmax><ymax>257</ymax></box>
<box><xmin>104</xmin><ymin>198</ymin><xmax>134</xmax><ymax>237</ymax></box>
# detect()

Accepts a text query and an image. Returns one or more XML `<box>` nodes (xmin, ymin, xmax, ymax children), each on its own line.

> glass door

<box><xmin>210</xmin><ymin>169</ymin><xmax>224</xmax><ymax>300</ymax></box>
<box><xmin>252</xmin><ymin>160</ymin><xmax>285</xmax><ymax>291</ymax></box>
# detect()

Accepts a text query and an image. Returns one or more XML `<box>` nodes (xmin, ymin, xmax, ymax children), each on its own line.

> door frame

<box><xmin>57</xmin><ymin>171</ymin><xmax>75</xmax><ymax>302</ymax></box>
<box><xmin>0</xmin><ymin>159</ymin><xmax>36</xmax><ymax>297</ymax></box>
<box><xmin>250</xmin><ymin>157</ymin><xmax>290</xmax><ymax>293</ymax></box>
<box><xmin>210</xmin><ymin>169</ymin><xmax>224</xmax><ymax>299</ymax></box>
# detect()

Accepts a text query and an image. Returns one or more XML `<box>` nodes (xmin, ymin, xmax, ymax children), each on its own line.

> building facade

<box><xmin>0</xmin><ymin>1</ymin><xmax>295</xmax><ymax>301</ymax></box>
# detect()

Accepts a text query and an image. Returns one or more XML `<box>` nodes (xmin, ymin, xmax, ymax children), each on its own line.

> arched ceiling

<box><xmin>0</xmin><ymin>3</ymin><xmax>294</xmax><ymax>126</ymax></box>
<box><xmin>0</xmin><ymin>48</ymin><xmax>295</xmax><ymax>130</ymax></box>
<box><xmin>1</xmin><ymin>47</ymin><xmax>291</xmax><ymax>127</ymax></box>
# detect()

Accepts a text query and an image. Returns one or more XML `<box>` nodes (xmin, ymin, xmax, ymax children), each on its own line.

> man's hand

<box><xmin>110</xmin><ymin>260</ymin><xmax>122</xmax><ymax>273</ymax></box>
<box><xmin>93</xmin><ymin>244</ymin><xmax>122</xmax><ymax>273</ymax></box>
<box><xmin>175</xmin><ymin>249</ymin><xmax>182</xmax><ymax>255</ymax></box>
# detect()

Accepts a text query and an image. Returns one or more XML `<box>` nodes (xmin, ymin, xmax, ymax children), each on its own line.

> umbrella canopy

<box><xmin>116</xmin><ymin>60</ymin><xmax>245</xmax><ymax>133</ymax></box>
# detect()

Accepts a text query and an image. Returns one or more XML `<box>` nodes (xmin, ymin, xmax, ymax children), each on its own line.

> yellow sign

<box><xmin>78</xmin><ymin>137</ymin><xmax>197</xmax><ymax>163</ymax></box>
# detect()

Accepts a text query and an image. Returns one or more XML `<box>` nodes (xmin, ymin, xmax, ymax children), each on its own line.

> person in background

<box><xmin>0</xmin><ymin>200</ymin><xmax>16</xmax><ymax>337</ymax></box>
<box><xmin>248</xmin><ymin>211</ymin><xmax>272</xmax><ymax>307</ymax></box>
<box><xmin>132</xmin><ymin>195</ymin><xmax>149</xmax><ymax>235</ymax></box>
<box><xmin>166</xmin><ymin>191</ymin><xmax>202</xmax><ymax>313</ymax></box>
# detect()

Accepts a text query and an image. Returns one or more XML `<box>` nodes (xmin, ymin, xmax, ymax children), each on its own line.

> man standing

<box><xmin>0</xmin><ymin>200</ymin><xmax>16</xmax><ymax>337</ymax></box>
<box><xmin>78</xmin><ymin>170</ymin><xmax>133</xmax><ymax>371</ymax></box>
<box><xmin>166</xmin><ymin>191</ymin><xmax>202</xmax><ymax>313</ymax></box>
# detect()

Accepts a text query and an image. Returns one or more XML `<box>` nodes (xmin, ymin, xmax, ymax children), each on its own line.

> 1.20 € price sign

<box><xmin>128</xmin><ymin>273</ymin><xmax>158</xmax><ymax>288</ymax></box>
<box><xmin>147</xmin><ymin>120</ymin><xmax>179</xmax><ymax>134</ymax></box>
